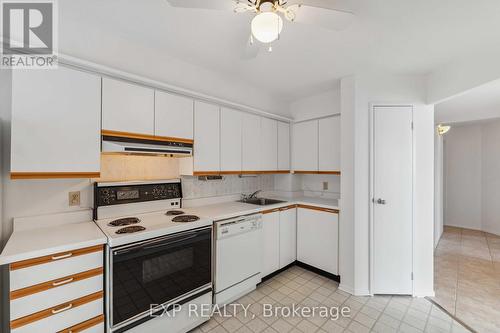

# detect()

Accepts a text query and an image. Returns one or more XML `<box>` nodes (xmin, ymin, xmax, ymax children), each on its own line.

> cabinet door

<box><xmin>194</xmin><ymin>101</ymin><xmax>220</xmax><ymax>172</ymax></box>
<box><xmin>261</xmin><ymin>211</ymin><xmax>280</xmax><ymax>277</ymax></box>
<box><xmin>220</xmin><ymin>108</ymin><xmax>242</xmax><ymax>172</ymax></box>
<box><xmin>293</xmin><ymin>120</ymin><xmax>318</xmax><ymax>171</ymax></box>
<box><xmin>319</xmin><ymin>116</ymin><xmax>341</xmax><ymax>171</ymax></box>
<box><xmin>297</xmin><ymin>208</ymin><xmax>338</xmax><ymax>275</ymax></box>
<box><xmin>11</xmin><ymin>67</ymin><xmax>101</xmax><ymax>177</ymax></box>
<box><xmin>102</xmin><ymin>78</ymin><xmax>154</xmax><ymax>135</ymax></box>
<box><xmin>260</xmin><ymin>117</ymin><xmax>278</xmax><ymax>171</ymax></box>
<box><xmin>154</xmin><ymin>91</ymin><xmax>193</xmax><ymax>140</ymax></box>
<box><xmin>242</xmin><ymin>113</ymin><xmax>261</xmax><ymax>171</ymax></box>
<box><xmin>277</xmin><ymin>122</ymin><xmax>290</xmax><ymax>171</ymax></box>
<box><xmin>279</xmin><ymin>207</ymin><xmax>297</xmax><ymax>268</ymax></box>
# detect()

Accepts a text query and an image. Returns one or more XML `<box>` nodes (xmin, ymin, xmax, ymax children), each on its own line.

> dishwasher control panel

<box><xmin>216</xmin><ymin>215</ymin><xmax>262</xmax><ymax>239</ymax></box>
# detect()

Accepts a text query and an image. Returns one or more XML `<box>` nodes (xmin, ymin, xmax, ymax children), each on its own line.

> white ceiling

<box><xmin>58</xmin><ymin>0</ymin><xmax>500</xmax><ymax>107</ymax></box>
<box><xmin>436</xmin><ymin>79</ymin><xmax>500</xmax><ymax>124</ymax></box>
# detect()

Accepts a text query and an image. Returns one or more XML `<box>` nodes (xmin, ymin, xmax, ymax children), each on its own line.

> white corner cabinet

<box><xmin>297</xmin><ymin>205</ymin><xmax>339</xmax><ymax>275</ymax></box>
<box><xmin>261</xmin><ymin>205</ymin><xmax>297</xmax><ymax>278</ymax></box>
<box><xmin>292</xmin><ymin>115</ymin><xmax>340</xmax><ymax>174</ymax></box>
<box><xmin>10</xmin><ymin>67</ymin><xmax>101</xmax><ymax>179</ymax></box>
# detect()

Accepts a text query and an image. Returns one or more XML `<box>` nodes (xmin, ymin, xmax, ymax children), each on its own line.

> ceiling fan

<box><xmin>165</xmin><ymin>0</ymin><xmax>354</xmax><ymax>57</ymax></box>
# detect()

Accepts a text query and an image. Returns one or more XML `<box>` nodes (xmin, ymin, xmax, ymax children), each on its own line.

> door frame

<box><xmin>369</xmin><ymin>103</ymin><xmax>415</xmax><ymax>296</ymax></box>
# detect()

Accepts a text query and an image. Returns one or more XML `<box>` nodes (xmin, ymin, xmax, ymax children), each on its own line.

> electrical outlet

<box><xmin>323</xmin><ymin>182</ymin><xmax>329</xmax><ymax>190</ymax></box>
<box><xmin>69</xmin><ymin>191</ymin><xmax>81</xmax><ymax>206</ymax></box>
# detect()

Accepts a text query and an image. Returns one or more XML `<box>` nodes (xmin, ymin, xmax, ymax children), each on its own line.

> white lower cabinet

<box><xmin>279</xmin><ymin>206</ymin><xmax>297</xmax><ymax>268</ymax></box>
<box><xmin>261</xmin><ymin>210</ymin><xmax>280</xmax><ymax>278</ymax></box>
<box><xmin>9</xmin><ymin>245</ymin><xmax>105</xmax><ymax>333</ymax></box>
<box><xmin>297</xmin><ymin>206</ymin><xmax>339</xmax><ymax>275</ymax></box>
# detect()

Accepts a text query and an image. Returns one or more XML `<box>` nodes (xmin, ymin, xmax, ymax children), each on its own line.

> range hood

<box><xmin>102</xmin><ymin>133</ymin><xmax>193</xmax><ymax>156</ymax></box>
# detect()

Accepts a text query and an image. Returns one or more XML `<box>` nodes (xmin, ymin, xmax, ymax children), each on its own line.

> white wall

<box><xmin>434</xmin><ymin>135</ymin><xmax>444</xmax><ymax>248</ymax></box>
<box><xmin>443</xmin><ymin>119</ymin><xmax>500</xmax><ymax>236</ymax></box>
<box><xmin>443</xmin><ymin>124</ymin><xmax>483</xmax><ymax>230</ymax></box>
<box><xmin>343</xmin><ymin>72</ymin><xmax>434</xmax><ymax>296</ymax></box>
<box><xmin>290</xmin><ymin>87</ymin><xmax>340</xmax><ymax>122</ymax></box>
<box><xmin>482</xmin><ymin>121</ymin><xmax>500</xmax><ymax>235</ymax></box>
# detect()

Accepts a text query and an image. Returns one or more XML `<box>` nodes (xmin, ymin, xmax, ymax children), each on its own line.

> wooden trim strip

<box><xmin>194</xmin><ymin>170</ymin><xmax>291</xmax><ymax>176</ymax></box>
<box><xmin>279</xmin><ymin>205</ymin><xmax>297</xmax><ymax>211</ymax></box>
<box><xmin>57</xmin><ymin>314</ymin><xmax>104</xmax><ymax>333</ymax></box>
<box><xmin>10</xmin><ymin>267</ymin><xmax>104</xmax><ymax>300</ymax></box>
<box><xmin>10</xmin><ymin>245</ymin><xmax>103</xmax><ymax>271</ymax></box>
<box><xmin>293</xmin><ymin>171</ymin><xmax>341</xmax><ymax>175</ymax></box>
<box><xmin>10</xmin><ymin>291</ymin><xmax>103</xmax><ymax>330</ymax></box>
<box><xmin>102</xmin><ymin>129</ymin><xmax>194</xmax><ymax>144</ymax></box>
<box><xmin>297</xmin><ymin>204</ymin><xmax>339</xmax><ymax>214</ymax></box>
<box><xmin>11</xmin><ymin>172</ymin><xmax>100</xmax><ymax>180</ymax></box>
<box><xmin>262</xmin><ymin>208</ymin><xmax>281</xmax><ymax>215</ymax></box>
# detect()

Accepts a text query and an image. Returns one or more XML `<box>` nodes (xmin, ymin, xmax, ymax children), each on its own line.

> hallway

<box><xmin>433</xmin><ymin>226</ymin><xmax>500</xmax><ymax>332</ymax></box>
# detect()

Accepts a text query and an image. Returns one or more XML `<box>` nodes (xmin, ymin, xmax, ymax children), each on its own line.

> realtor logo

<box><xmin>1</xmin><ymin>0</ymin><xmax>58</xmax><ymax>68</ymax></box>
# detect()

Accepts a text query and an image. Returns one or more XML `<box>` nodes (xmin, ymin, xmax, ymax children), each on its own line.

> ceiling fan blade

<box><xmin>241</xmin><ymin>36</ymin><xmax>261</xmax><ymax>59</ymax></box>
<box><xmin>288</xmin><ymin>4</ymin><xmax>354</xmax><ymax>31</ymax></box>
<box><xmin>165</xmin><ymin>0</ymin><xmax>235</xmax><ymax>10</ymax></box>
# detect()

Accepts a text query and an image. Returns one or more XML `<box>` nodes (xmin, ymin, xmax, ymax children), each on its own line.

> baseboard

<box><xmin>295</xmin><ymin>261</ymin><xmax>341</xmax><ymax>283</ymax></box>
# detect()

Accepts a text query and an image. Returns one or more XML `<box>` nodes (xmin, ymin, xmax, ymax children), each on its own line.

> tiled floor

<box><xmin>192</xmin><ymin>266</ymin><xmax>470</xmax><ymax>333</ymax></box>
<box><xmin>433</xmin><ymin>226</ymin><xmax>500</xmax><ymax>333</ymax></box>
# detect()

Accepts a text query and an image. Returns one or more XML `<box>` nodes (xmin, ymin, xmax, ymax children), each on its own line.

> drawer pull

<box><xmin>52</xmin><ymin>277</ymin><xmax>74</xmax><ymax>286</ymax></box>
<box><xmin>51</xmin><ymin>252</ymin><xmax>73</xmax><ymax>260</ymax></box>
<box><xmin>52</xmin><ymin>303</ymin><xmax>73</xmax><ymax>314</ymax></box>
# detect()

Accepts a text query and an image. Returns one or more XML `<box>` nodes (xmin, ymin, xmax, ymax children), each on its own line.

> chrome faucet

<box><xmin>241</xmin><ymin>190</ymin><xmax>262</xmax><ymax>201</ymax></box>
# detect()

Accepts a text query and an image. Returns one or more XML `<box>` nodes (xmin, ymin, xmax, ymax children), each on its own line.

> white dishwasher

<box><xmin>215</xmin><ymin>213</ymin><xmax>263</xmax><ymax>305</ymax></box>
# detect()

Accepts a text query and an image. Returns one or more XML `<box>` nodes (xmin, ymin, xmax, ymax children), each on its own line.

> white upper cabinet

<box><xmin>242</xmin><ymin>113</ymin><xmax>261</xmax><ymax>172</ymax></box>
<box><xmin>154</xmin><ymin>91</ymin><xmax>193</xmax><ymax>140</ymax></box>
<box><xmin>220</xmin><ymin>108</ymin><xmax>242</xmax><ymax>172</ymax></box>
<box><xmin>277</xmin><ymin>121</ymin><xmax>290</xmax><ymax>171</ymax></box>
<box><xmin>11</xmin><ymin>67</ymin><xmax>101</xmax><ymax>177</ymax></box>
<box><xmin>194</xmin><ymin>101</ymin><xmax>220</xmax><ymax>172</ymax></box>
<box><xmin>293</xmin><ymin>120</ymin><xmax>318</xmax><ymax>171</ymax></box>
<box><xmin>260</xmin><ymin>117</ymin><xmax>278</xmax><ymax>171</ymax></box>
<box><xmin>102</xmin><ymin>78</ymin><xmax>154</xmax><ymax>135</ymax></box>
<box><xmin>319</xmin><ymin>116</ymin><xmax>341</xmax><ymax>171</ymax></box>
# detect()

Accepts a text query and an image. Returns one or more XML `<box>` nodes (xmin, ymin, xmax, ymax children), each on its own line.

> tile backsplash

<box><xmin>181</xmin><ymin>175</ymin><xmax>274</xmax><ymax>199</ymax></box>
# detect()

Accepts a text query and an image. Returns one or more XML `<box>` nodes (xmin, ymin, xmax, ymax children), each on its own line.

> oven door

<box><xmin>109</xmin><ymin>226</ymin><xmax>212</xmax><ymax>330</ymax></box>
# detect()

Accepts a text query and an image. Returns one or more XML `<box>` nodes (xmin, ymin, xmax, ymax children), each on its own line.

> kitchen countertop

<box><xmin>188</xmin><ymin>196</ymin><xmax>339</xmax><ymax>221</ymax></box>
<box><xmin>0</xmin><ymin>221</ymin><xmax>107</xmax><ymax>266</ymax></box>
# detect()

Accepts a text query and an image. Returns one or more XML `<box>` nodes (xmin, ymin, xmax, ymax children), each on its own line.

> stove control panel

<box><xmin>94</xmin><ymin>182</ymin><xmax>182</xmax><ymax>207</ymax></box>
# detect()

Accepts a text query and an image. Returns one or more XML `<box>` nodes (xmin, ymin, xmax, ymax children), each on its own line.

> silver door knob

<box><xmin>376</xmin><ymin>198</ymin><xmax>386</xmax><ymax>204</ymax></box>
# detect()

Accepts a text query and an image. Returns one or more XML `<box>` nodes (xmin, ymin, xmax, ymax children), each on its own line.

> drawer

<box><xmin>10</xmin><ymin>245</ymin><xmax>103</xmax><ymax>290</ymax></box>
<box><xmin>11</xmin><ymin>292</ymin><xmax>103</xmax><ymax>333</ymax></box>
<box><xmin>57</xmin><ymin>315</ymin><xmax>104</xmax><ymax>333</ymax></box>
<box><xmin>11</xmin><ymin>269</ymin><xmax>103</xmax><ymax>320</ymax></box>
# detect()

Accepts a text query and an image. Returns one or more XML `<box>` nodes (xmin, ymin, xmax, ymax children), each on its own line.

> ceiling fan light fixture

<box><xmin>251</xmin><ymin>12</ymin><xmax>283</xmax><ymax>43</ymax></box>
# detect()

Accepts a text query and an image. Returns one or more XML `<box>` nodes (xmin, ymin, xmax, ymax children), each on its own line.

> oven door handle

<box><xmin>113</xmin><ymin>232</ymin><xmax>204</xmax><ymax>255</ymax></box>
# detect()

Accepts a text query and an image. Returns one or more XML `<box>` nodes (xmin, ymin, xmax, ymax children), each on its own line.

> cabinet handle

<box><xmin>51</xmin><ymin>252</ymin><xmax>73</xmax><ymax>261</ymax></box>
<box><xmin>52</xmin><ymin>277</ymin><xmax>74</xmax><ymax>286</ymax></box>
<box><xmin>52</xmin><ymin>303</ymin><xmax>73</xmax><ymax>314</ymax></box>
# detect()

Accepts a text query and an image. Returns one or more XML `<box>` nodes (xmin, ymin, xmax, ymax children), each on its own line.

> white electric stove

<box><xmin>93</xmin><ymin>179</ymin><xmax>213</xmax><ymax>333</ymax></box>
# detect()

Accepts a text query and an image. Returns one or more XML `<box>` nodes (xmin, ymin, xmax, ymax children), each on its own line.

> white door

<box><xmin>242</xmin><ymin>113</ymin><xmax>261</xmax><ymax>171</ymax></box>
<box><xmin>220</xmin><ymin>108</ymin><xmax>242</xmax><ymax>172</ymax></box>
<box><xmin>279</xmin><ymin>207</ymin><xmax>296</xmax><ymax>268</ymax></box>
<box><xmin>293</xmin><ymin>120</ymin><xmax>318</xmax><ymax>171</ymax></box>
<box><xmin>260</xmin><ymin>117</ymin><xmax>278</xmax><ymax>171</ymax></box>
<box><xmin>194</xmin><ymin>101</ymin><xmax>220</xmax><ymax>172</ymax></box>
<box><xmin>372</xmin><ymin>106</ymin><xmax>413</xmax><ymax>294</ymax></box>
<box><xmin>154</xmin><ymin>91</ymin><xmax>193</xmax><ymax>140</ymax></box>
<box><xmin>261</xmin><ymin>211</ymin><xmax>280</xmax><ymax>277</ymax></box>
<box><xmin>319</xmin><ymin>116</ymin><xmax>341</xmax><ymax>171</ymax></box>
<box><xmin>102</xmin><ymin>78</ymin><xmax>154</xmax><ymax>135</ymax></box>
<box><xmin>277</xmin><ymin>122</ymin><xmax>291</xmax><ymax>171</ymax></box>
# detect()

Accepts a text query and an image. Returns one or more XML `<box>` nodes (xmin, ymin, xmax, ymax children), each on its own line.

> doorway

<box><xmin>370</xmin><ymin>105</ymin><xmax>414</xmax><ymax>295</ymax></box>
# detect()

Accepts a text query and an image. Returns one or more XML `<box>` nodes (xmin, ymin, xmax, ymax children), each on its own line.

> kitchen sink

<box><xmin>237</xmin><ymin>198</ymin><xmax>287</xmax><ymax>206</ymax></box>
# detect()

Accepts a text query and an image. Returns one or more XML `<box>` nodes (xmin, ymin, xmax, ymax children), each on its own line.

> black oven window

<box><xmin>112</xmin><ymin>229</ymin><xmax>211</xmax><ymax>326</ymax></box>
